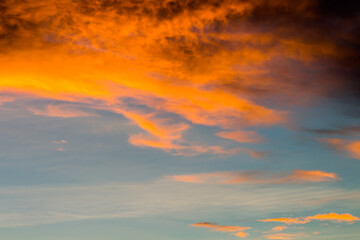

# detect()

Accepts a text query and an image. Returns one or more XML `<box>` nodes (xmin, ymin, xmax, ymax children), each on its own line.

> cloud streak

<box><xmin>264</xmin><ymin>233</ymin><xmax>301</xmax><ymax>240</ymax></box>
<box><xmin>0</xmin><ymin>181</ymin><xmax>359</xmax><ymax>228</ymax></box>
<box><xmin>258</xmin><ymin>212</ymin><xmax>360</xmax><ymax>225</ymax></box>
<box><xmin>168</xmin><ymin>169</ymin><xmax>341</xmax><ymax>184</ymax></box>
<box><xmin>191</xmin><ymin>222</ymin><xmax>250</xmax><ymax>238</ymax></box>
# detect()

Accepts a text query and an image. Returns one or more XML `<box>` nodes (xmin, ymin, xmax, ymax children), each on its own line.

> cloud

<box><xmin>319</xmin><ymin>138</ymin><xmax>360</xmax><ymax>160</ymax></box>
<box><xmin>191</xmin><ymin>222</ymin><xmax>250</xmax><ymax>232</ymax></box>
<box><xmin>168</xmin><ymin>169</ymin><xmax>340</xmax><ymax>184</ymax></box>
<box><xmin>259</xmin><ymin>218</ymin><xmax>309</xmax><ymax>225</ymax></box>
<box><xmin>0</xmin><ymin>95</ymin><xmax>16</xmax><ymax>105</ymax></box>
<box><xmin>1</xmin><ymin>0</ymin><xmax>359</xmax><ymax>154</ymax></box>
<box><xmin>258</xmin><ymin>212</ymin><xmax>360</xmax><ymax>225</ymax></box>
<box><xmin>271</xmin><ymin>226</ymin><xmax>288</xmax><ymax>232</ymax></box>
<box><xmin>52</xmin><ymin>140</ymin><xmax>67</xmax><ymax>144</ymax></box>
<box><xmin>233</xmin><ymin>231</ymin><xmax>249</xmax><ymax>238</ymax></box>
<box><xmin>276</xmin><ymin>170</ymin><xmax>341</xmax><ymax>183</ymax></box>
<box><xmin>118</xmin><ymin>109</ymin><xmax>244</xmax><ymax>155</ymax></box>
<box><xmin>0</xmin><ymin>181</ymin><xmax>359</xmax><ymax>228</ymax></box>
<box><xmin>191</xmin><ymin>222</ymin><xmax>250</xmax><ymax>238</ymax></box>
<box><xmin>29</xmin><ymin>104</ymin><xmax>96</xmax><ymax>118</ymax></box>
<box><xmin>345</xmin><ymin>141</ymin><xmax>360</xmax><ymax>159</ymax></box>
<box><xmin>306</xmin><ymin>213</ymin><xmax>360</xmax><ymax>223</ymax></box>
<box><xmin>264</xmin><ymin>233</ymin><xmax>300</xmax><ymax>240</ymax></box>
<box><xmin>56</xmin><ymin>148</ymin><xmax>64</xmax><ymax>152</ymax></box>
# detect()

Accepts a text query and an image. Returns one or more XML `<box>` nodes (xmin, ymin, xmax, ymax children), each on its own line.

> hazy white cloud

<box><xmin>0</xmin><ymin>181</ymin><xmax>359</xmax><ymax>228</ymax></box>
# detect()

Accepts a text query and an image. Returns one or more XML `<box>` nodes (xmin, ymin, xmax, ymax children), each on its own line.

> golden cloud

<box><xmin>258</xmin><ymin>212</ymin><xmax>360</xmax><ymax>225</ymax></box>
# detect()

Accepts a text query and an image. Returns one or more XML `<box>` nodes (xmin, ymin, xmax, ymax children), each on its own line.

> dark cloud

<box><xmin>306</xmin><ymin>125</ymin><xmax>360</xmax><ymax>136</ymax></box>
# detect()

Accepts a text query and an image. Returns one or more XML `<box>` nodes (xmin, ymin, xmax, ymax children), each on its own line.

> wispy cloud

<box><xmin>264</xmin><ymin>233</ymin><xmax>301</xmax><ymax>240</ymax></box>
<box><xmin>258</xmin><ymin>212</ymin><xmax>360</xmax><ymax>225</ymax></box>
<box><xmin>29</xmin><ymin>104</ymin><xmax>96</xmax><ymax>118</ymax></box>
<box><xmin>0</xmin><ymin>181</ymin><xmax>359</xmax><ymax>228</ymax></box>
<box><xmin>0</xmin><ymin>95</ymin><xmax>16</xmax><ymax>105</ymax></box>
<box><xmin>118</xmin><ymin>109</ymin><xmax>244</xmax><ymax>155</ymax></box>
<box><xmin>168</xmin><ymin>169</ymin><xmax>341</xmax><ymax>184</ymax></box>
<box><xmin>191</xmin><ymin>222</ymin><xmax>250</xmax><ymax>238</ymax></box>
<box><xmin>319</xmin><ymin>138</ymin><xmax>360</xmax><ymax>160</ymax></box>
<box><xmin>271</xmin><ymin>226</ymin><xmax>289</xmax><ymax>232</ymax></box>
<box><xmin>191</xmin><ymin>222</ymin><xmax>250</xmax><ymax>232</ymax></box>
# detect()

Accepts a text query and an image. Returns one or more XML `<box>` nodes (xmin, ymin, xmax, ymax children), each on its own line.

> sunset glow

<box><xmin>0</xmin><ymin>0</ymin><xmax>359</xmax><ymax>239</ymax></box>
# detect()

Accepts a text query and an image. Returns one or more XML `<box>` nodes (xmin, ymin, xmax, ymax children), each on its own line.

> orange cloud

<box><xmin>233</xmin><ymin>231</ymin><xmax>249</xmax><ymax>238</ymax></box>
<box><xmin>275</xmin><ymin>170</ymin><xmax>341</xmax><ymax>183</ymax></box>
<box><xmin>1</xmin><ymin>0</ymin><xmax>358</xmax><ymax>155</ymax></box>
<box><xmin>119</xmin><ymin>109</ymin><xmax>244</xmax><ymax>155</ymax></box>
<box><xmin>306</xmin><ymin>213</ymin><xmax>360</xmax><ymax>223</ymax></box>
<box><xmin>319</xmin><ymin>138</ymin><xmax>360</xmax><ymax>160</ymax></box>
<box><xmin>259</xmin><ymin>218</ymin><xmax>309</xmax><ymax>225</ymax></box>
<box><xmin>345</xmin><ymin>141</ymin><xmax>360</xmax><ymax>160</ymax></box>
<box><xmin>259</xmin><ymin>213</ymin><xmax>359</xmax><ymax>225</ymax></box>
<box><xmin>191</xmin><ymin>222</ymin><xmax>251</xmax><ymax>232</ymax></box>
<box><xmin>191</xmin><ymin>222</ymin><xmax>251</xmax><ymax>238</ymax></box>
<box><xmin>168</xmin><ymin>169</ymin><xmax>340</xmax><ymax>184</ymax></box>
<box><xmin>121</xmin><ymin>111</ymin><xmax>188</xmax><ymax>140</ymax></box>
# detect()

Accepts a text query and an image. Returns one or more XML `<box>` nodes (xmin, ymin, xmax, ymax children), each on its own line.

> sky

<box><xmin>0</xmin><ymin>0</ymin><xmax>360</xmax><ymax>239</ymax></box>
